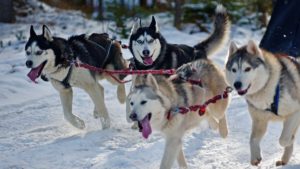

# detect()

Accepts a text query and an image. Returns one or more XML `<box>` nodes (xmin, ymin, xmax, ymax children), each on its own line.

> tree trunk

<box><xmin>0</xmin><ymin>0</ymin><xmax>15</xmax><ymax>23</ymax></box>
<box><xmin>174</xmin><ymin>0</ymin><xmax>184</xmax><ymax>29</ymax></box>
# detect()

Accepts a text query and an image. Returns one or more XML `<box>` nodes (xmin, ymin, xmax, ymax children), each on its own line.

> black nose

<box><xmin>26</xmin><ymin>60</ymin><xmax>33</xmax><ymax>68</ymax></box>
<box><xmin>234</xmin><ymin>81</ymin><xmax>242</xmax><ymax>90</ymax></box>
<box><xmin>142</xmin><ymin>50</ymin><xmax>150</xmax><ymax>56</ymax></box>
<box><xmin>129</xmin><ymin>113</ymin><xmax>138</xmax><ymax>121</ymax></box>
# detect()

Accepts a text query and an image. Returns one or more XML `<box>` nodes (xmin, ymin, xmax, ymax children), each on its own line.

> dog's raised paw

<box><xmin>276</xmin><ymin>160</ymin><xmax>286</xmax><ymax>166</ymax></box>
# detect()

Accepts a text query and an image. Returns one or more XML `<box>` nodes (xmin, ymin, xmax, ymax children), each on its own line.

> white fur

<box><xmin>131</xmin><ymin>32</ymin><xmax>161</xmax><ymax>65</ymax></box>
<box><xmin>225</xmin><ymin>40</ymin><xmax>300</xmax><ymax>166</ymax></box>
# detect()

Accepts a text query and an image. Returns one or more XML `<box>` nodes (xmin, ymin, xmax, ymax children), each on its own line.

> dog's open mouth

<box><xmin>142</xmin><ymin>55</ymin><xmax>154</xmax><ymax>65</ymax></box>
<box><xmin>138</xmin><ymin>113</ymin><xmax>152</xmax><ymax>139</ymax></box>
<box><xmin>237</xmin><ymin>84</ymin><xmax>251</xmax><ymax>95</ymax></box>
<box><xmin>27</xmin><ymin>61</ymin><xmax>47</xmax><ymax>83</ymax></box>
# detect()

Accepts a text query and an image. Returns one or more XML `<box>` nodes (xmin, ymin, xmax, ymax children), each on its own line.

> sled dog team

<box><xmin>25</xmin><ymin>4</ymin><xmax>300</xmax><ymax>169</ymax></box>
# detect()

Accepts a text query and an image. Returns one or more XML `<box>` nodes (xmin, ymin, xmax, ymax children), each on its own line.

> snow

<box><xmin>1</xmin><ymin>1</ymin><xmax>300</xmax><ymax>169</ymax></box>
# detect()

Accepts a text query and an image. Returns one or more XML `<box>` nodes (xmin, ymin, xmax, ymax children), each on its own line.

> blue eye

<box><xmin>137</xmin><ymin>40</ymin><xmax>143</xmax><ymax>44</ymax></box>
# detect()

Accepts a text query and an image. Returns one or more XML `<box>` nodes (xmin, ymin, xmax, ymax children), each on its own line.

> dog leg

<box><xmin>160</xmin><ymin>137</ymin><xmax>182</xmax><ymax>169</ymax></box>
<box><xmin>86</xmin><ymin>83</ymin><xmax>110</xmax><ymax>129</ymax></box>
<box><xmin>177</xmin><ymin>146</ymin><xmax>188</xmax><ymax>168</ymax></box>
<box><xmin>279</xmin><ymin>113</ymin><xmax>300</xmax><ymax>147</ymax></box>
<box><xmin>219</xmin><ymin>116</ymin><xmax>228</xmax><ymax>138</ymax></box>
<box><xmin>276</xmin><ymin>143</ymin><xmax>293</xmax><ymax>166</ymax></box>
<box><xmin>250</xmin><ymin>118</ymin><xmax>268</xmax><ymax>166</ymax></box>
<box><xmin>117</xmin><ymin>84</ymin><xmax>126</xmax><ymax>104</ymax></box>
<box><xmin>59</xmin><ymin>88</ymin><xmax>85</xmax><ymax>129</ymax></box>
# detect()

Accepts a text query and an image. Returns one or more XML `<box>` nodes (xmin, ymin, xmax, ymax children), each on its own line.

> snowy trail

<box><xmin>1</xmin><ymin>84</ymin><xmax>300</xmax><ymax>169</ymax></box>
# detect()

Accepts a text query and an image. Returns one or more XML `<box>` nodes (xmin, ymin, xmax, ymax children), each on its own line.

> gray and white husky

<box><xmin>25</xmin><ymin>25</ymin><xmax>128</xmax><ymax>129</ymax></box>
<box><xmin>129</xmin><ymin>4</ymin><xmax>230</xmax><ymax>70</ymax></box>
<box><xmin>225</xmin><ymin>40</ymin><xmax>300</xmax><ymax>166</ymax></box>
<box><xmin>127</xmin><ymin>69</ymin><xmax>230</xmax><ymax>168</ymax></box>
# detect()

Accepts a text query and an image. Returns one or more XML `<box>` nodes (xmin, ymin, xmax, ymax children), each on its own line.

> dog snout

<box><xmin>234</xmin><ymin>81</ymin><xmax>242</xmax><ymax>90</ymax></box>
<box><xmin>129</xmin><ymin>112</ymin><xmax>138</xmax><ymax>121</ymax></box>
<box><xmin>26</xmin><ymin>60</ymin><xmax>33</xmax><ymax>68</ymax></box>
<box><xmin>142</xmin><ymin>50</ymin><xmax>150</xmax><ymax>56</ymax></box>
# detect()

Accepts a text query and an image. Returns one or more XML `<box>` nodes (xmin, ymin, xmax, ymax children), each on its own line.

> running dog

<box><xmin>225</xmin><ymin>40</ymin><xmax>300</xmax><ymax>166</ymax></box>
<box><xmin>126</xmin><ymin>71</ymin><xmax>230</xmax><ymax>168</ymax></box>
<box><xmin>25</xmin><ymin>25</ymin><xmax>128</xmax><ymax>129</ymax></box>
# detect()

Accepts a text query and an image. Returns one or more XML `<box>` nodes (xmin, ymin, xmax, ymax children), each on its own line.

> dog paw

<box><xmin>72</xmin><ymin>117</ymin><xmax>85</xmax><ymax>129</ymax></box>
<box><xmin>100</xmin><ymin>117</ymin><xmax>110</xmax><ymax>129</ymax></box>
<box><xmin>279</xmin><ymin>137</ymin><xmax>293</xmax><ymax>147</ymax></box>
<box><xmin>251</xmin><ymin>157</ymin><xmax>262</xmax><ymax>166</ymax></box>
<box><xmin>93</xmin><ymin>110</ymin><xmax>100</xmax><ymax>119</ymax></box>
<box><xmin>276</xmin><ymin>160</ymin><xmax>287</xmax><ymax>166</ymax></box>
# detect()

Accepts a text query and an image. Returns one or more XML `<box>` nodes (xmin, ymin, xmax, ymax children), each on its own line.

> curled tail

<box><xmin>194</xmin><ymin>4</ymin><xmax>230</xmax><ymax>58</ymax></box>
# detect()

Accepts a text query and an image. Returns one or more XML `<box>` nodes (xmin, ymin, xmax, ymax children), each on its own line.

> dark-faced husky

<box><xmin>225</xmin><ymin>40</ymin><xmax>300</xmax><ymax>166</ymax></box>
<box><xmin>129</xmin><ymin>4</ymin><xmax>230</xmax><ymax>70</ymax></box>
<box><xmin>25</xmin><ymin>25</ymin><xmax>128</xmax><ymax>129</ymax></box>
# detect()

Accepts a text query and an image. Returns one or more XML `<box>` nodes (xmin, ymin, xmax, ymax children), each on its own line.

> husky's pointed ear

<box><xmin>30</xmin><ymin>25</ymin><xmax>37</xmax><ymax>37</ymax></box>
<box><xmin>146</xmin><ymin>74</ymin><xmax>159</xmax><ymax>91</ymax></box>
<box><xmin>130</xmin><ymin>19</ymin><xmax>141</xmax><ymax>36</ymax></box>
<box><xmin>149</xmin><ymin>16</ymin><xmax>159</xmax><ymax>32</ymax></box>
<box><xmin>246</xmin><ymin>40</ymin><xmax>262</xmax><ymax>56</ymax></box>
<box><xmin>42</xmin><ymin>25</ymin><xmax>53</xmax><ymax>41</ymax></box>
<box><xmin>229</xmin><ymin>41</ymin><xmax>238</xmax><ymax>56</ymax></box>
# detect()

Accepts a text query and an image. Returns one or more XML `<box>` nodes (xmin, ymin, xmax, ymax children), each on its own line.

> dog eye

<box><xmin>148</xmin><ymin>39</ymin><xmax>154</xmax><ymax>43</ymax></box>
<box><xmin>244</xmin><ymin>67</ymin><xmax>251</xmax><ymax>72</ymax></box>
<box><xmin>26</xmin><ymin>51</ymin><xmax>31</xmax><ymax>55</ymax></box>
<box><xmin>232</xmin><ymin>68</ymin><xmax>236</xmax><ymax>73</ymax></box>
<box><xmin>140</xmin><ymin>100</ymin><xmax>147</xmax><ymax>105</ymax></box>
<box><xmin>137</xmin><ymin>40</ymin><xmax>143</xmax><ymax>44</ymax></box>
<box><xmin>130</xmin><ymin>102</ymin><xmax>134</xmax><ymax>106</ymax></box>
<box><xmin>36</xmin><ymin>50</ymin><xmax>43</xmax><ymax>55</ymax></box>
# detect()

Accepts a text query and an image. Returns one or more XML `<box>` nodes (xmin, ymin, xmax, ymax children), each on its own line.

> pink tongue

<box><xmin>143</xmin><ymin>56</ymin><xmax>153</xmax><ymax>65</ymax></box>
<box><xmin>141</xmin><ymin>115</ymin><xmax>152</xmax><ymax>139</ymax></box>
<box><xmin>27</xmin><ymin>64</ymin><xmax>44</xmax><ymax>83</ymax></box>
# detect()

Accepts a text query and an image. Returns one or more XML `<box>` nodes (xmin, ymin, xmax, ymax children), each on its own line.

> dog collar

<box><xmin>265</xmin><ymin>84</ymin><xmax>280</xmax><ymax>115</ymax></box>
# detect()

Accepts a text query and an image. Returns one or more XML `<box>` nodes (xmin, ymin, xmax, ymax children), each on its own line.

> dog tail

<box><xmin>194</xmin><ymin>4</ymin><xmax>230</xmax><ymax>58</ymax></box>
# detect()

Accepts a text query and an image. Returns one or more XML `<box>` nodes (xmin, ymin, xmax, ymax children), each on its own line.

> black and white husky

<box><xmin>129</xmin><ymin>5</ymin><xmax>230</xmax><ymax>70</ymax></box>
<box><xmin>25</xmin><ymin>25</ymin><xmax>128</xmax><ymax>129</ymax></box>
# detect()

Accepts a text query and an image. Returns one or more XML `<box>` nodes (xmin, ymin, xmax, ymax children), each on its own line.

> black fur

<box><xmin>25</xmin><ymin>26</ymin><xmax>128</xmax><ymax>82</ymax></box>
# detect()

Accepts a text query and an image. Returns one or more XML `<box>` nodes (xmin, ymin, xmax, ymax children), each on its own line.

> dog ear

<box><xmin>42</xmin><ymin>25</ymin><xmax>53</xmax><ymax>41</ymax></box>
<box><xmin>229</xmin><ymin>41</ymin><xmax>238</xmax><ymax>56</ymax></box>
<box><xmin>30</xmin><ymin>25</ymin><xmax>37</xmax><ymax>37</ymax></box>
<box><xmin>146</xmin><ymin>74</ymin><xmax>159</xmax><ymax>90</ymax></box>
<box><xmin>246</xmin><ymin>40</ymin><xmax>262</xmax><ymax>56</ymax></box>
<box><xmin>130</xmin><ymin>18</ymin><xmax>141</xmax><ymax>36</ymax></box>
<box><xmin>149</xmin><ymin>16</ymin><xmax>159</xmax><ymax>33</ymax></box>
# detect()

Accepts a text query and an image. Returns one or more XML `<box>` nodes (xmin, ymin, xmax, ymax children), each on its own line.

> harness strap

<box><xmin>61</xmin><ymin>65</ymin><xmax>73</xmax><ymax>88</ymax></box>
<box><xmin>265</xmin><ymin>84</ymin><xmax>280</xmax><ymax>115</ymax></box>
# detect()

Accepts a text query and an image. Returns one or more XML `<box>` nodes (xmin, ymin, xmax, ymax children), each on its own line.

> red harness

<box><xmin>166</xmin><ymin>87</ymin><xmax>232</xmax><ymax>120</ymax></box>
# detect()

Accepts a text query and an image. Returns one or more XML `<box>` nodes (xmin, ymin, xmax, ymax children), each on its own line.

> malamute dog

<box><xmin>225</xmin><ymin>40</ymin><xmax>300</xmax><ymax>166</ymax></box>
<box><xmin>129</xmin><ymin>4</ymin><xmax>230</xmax><ymax>70</ymax></box>
<box><xmin>25</xmin><ymin>25</ymin><xmax>128</xmax><ymax>129</ymax></box>
<box><xmin>126</xmin><ymin>70</ymin><xmax>230</xmax><ymax>168</ymax></box>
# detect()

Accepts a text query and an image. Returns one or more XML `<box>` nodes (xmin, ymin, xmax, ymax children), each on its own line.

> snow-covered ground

<box><xmin>1</xmin><ymin>1</ymin><xmax>300</xmax><ymax>169</ymax></box>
